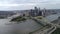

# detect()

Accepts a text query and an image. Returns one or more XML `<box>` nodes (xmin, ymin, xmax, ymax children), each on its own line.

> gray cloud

<box><xmin>0</xmin><ymin>0</ymin><xmax>60</xmax><ymax>10</ymax></box>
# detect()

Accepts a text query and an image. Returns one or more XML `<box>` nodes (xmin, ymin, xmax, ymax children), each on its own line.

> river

<box><xmin>45</xmin><ymin>13</ymin><xmax>60</xmax><ymax>22</ymax></box>
<box><xmin>0</xmin><ymin>19</ymin><xmax>13</xmax><ymax>34</ymax></box>
<box><xmin>0</xmin><ymin>19</ymin><xmax>42</xmax><ymax>34</ymax></box>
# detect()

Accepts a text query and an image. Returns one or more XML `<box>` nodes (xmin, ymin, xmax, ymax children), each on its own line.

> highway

<box><xmin>45</xmin><ymin>13</ymin><xmax>60</xmax><ymax>34</ymax></box>
<box><xmin>30</xmin><ymin>17</ymin><xmax>56</xmax><ymax>34</ymax></box>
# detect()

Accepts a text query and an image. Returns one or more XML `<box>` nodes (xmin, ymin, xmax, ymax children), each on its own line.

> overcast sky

<box><xmin>0</xmin><ymin>0</ymin><xmax>60</xmax><ymax>10</ymax></box>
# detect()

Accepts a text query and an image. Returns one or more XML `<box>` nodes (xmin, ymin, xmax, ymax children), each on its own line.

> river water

<box><xmin>0</xmin><ymin>19</ymin><xmax>13</xmax><ymax>34</ymax></box>
<box><xmin>45</xmin><ymin>13</ymin><xmax>60</xmax><ymax>22</ymax></box>
<box><xmin>0</xmin><ymin>19</ymin><xmax>41</xmax><ymax>34</ymax></box>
